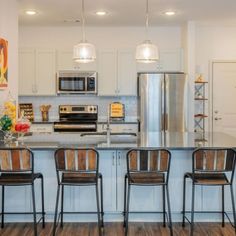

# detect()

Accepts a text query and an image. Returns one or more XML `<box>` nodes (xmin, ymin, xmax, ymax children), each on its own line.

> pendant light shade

<box><xmin>73</xmin><ymin>41</ymin><xmax>96</xmax><ymax>63</ymax></box>
<box><xmin>136</xmin><ymin>40</ymin><xmax>159</xmax><ymax>63</ymax></box>
<box><xmin>73</xmin><ymin>0</ymin><xmax>96</xmax><ymax>63</ymax></box>
<box><xmin>136</xmin><ymin>0</ymin><xmax>159</xmax><ymax>63</ymax></box>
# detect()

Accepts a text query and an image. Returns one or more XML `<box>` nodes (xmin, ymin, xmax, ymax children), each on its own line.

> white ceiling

<box><xmin>18</xmin><ymin>0</ymin><xmax>236</xmax><ymax>27</ymax></box>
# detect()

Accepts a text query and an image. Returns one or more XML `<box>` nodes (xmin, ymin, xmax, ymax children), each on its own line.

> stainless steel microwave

<box><xmin>57</xmin><ymin>71</ymin><xmax>97</xmax><ymax>94</ymax></box>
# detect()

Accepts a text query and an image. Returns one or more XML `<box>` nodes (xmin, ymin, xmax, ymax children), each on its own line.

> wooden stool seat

<box><xmin>53</xmin><ymin>148</ymin><xmax>104</xmax><ymax>236</ymax></box>
<box><xmin>62</xmin><ymin>172</ymin><xmax>101</xmax><ymax>184</ymax></box>
<box><xmin>0</xmin><ymin>173</ymin><xmax>43</xmax><ymax>185</ymax></box>
<box><xmin>124</xmin><ymin>148</ymin><xmax>173</xmax><ymax>236</ymax></box>
<box><xmin>182</xmin><ymin>148</ymin><xmax>236</xmax><ymax>236</ymax></box>
<box><xmin>0</xmin><ymin>147</ymin><xmax>45</xmax><ymax>236</ymax></box>
<box><xmin>185</xmin><ymin>172</ymin><xmax>229</xmax><ymax>185</ymax></box>
<box><xmin>129</xmin><ymin>172</ymin><xmax>165</xmax><ymax>184</ymax></box>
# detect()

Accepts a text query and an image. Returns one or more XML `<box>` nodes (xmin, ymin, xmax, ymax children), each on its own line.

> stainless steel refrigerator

<box><xmin>138</xmin><ymin>72</ymin><xmax>188</xmax><ymax>133</ymax></box>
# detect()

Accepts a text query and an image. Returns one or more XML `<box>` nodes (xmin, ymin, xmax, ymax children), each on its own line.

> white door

<box><xmin>212</xmin><ymin>61</ymin><xmax>236</xmax><ymax>136</ymax></box>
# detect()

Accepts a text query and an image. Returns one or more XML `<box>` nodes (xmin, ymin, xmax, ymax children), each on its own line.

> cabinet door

<box><xmin>19</xmin><ymin>48</ymin><xmax>36</xmax><ymax>95</ymax></box>
<box><xmin>56</xmin><ymin>49</ymin><xmax>98</xmax><ymax>71</ymax></box>
<box><xmin>35</xmin><ymin>49</ymin><xmax>56</xmax><ymax>95</ymax></box>
<box><xmin>117</xmin><ymin>151</ymin><xmax>163</xmax><ymax>212</ymax></box>
<box><xmin>98</xmin><ymin>50</ymin><xmax>117</xmax><ymax>96</ymax></box>
<box><xmin>117</xmin><ymin>50</ymin><xmax>137</xmax><ymax>96</ymax></box>
<box><xmin>159</xmin><ymin>49</ymin><xmax>183</xmax><ymax>72</ymax></box>
<box><xmin>72</xmin><ymin>150</ymin><xmax>117</xmax><ymax>213</ymax></box>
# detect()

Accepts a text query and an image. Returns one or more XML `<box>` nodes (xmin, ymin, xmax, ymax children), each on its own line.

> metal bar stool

<box><xmin>123</xmin><ymin>148</ymin><xmax>173</xmax><ymax>236</ymax></box>
<box><xmin>0</xmin><ymin>147</ymin><xmax>45</xmax><ymax>236</ymax></box>
<box><xmin>182</xmin><ymin>148</ymin><xmax>236</xmax><ymax>236</ymax></box>
<box><xmin>53</xmin><ymin>148</ymin><xmax>104</xmax><ymax>236</ymax></box>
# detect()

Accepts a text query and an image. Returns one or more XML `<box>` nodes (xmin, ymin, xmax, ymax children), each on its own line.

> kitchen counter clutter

<box><xmin>1</xmin><ymin>131</ymin><xmax>236</xmax><ymax>223</ymax></box>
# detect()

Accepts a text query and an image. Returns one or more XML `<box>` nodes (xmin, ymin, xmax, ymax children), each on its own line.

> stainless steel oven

<box><xmin>57</xmin><ymin>71</ymin><xmax>97</xmax><ymax>94</ymax></box>
<box><xmin>54</xmin><ymin>105</ymin><xmax>98</xmax><ymax>132</ymax></box>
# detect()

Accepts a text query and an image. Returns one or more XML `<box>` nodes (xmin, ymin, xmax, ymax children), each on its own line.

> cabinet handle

<box><xmin>112</xmin><ymin>152</ymin><xmax>115</xmax><ymax>165</ymax></box>
<box><xmin>118</xmin><ymin>152</ymin><xmax>121</xmax><ymax>165</ymax></box>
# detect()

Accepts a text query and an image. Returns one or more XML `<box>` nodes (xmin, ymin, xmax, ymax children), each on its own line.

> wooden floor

<box><xmin>0</xmin><ymin>222</ymin><xmax>235</xmax><ymax>236</ymax></box>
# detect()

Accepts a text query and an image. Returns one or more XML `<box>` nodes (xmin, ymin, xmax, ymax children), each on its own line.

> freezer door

<box><xmin>164</xmin><ymin>73</ymin><xmax>187</xmax><ymax>132</ymax></box>
<box><xmin>138</xmin><ymin>73</ymin><xmax>164</xmax><ymax>132</ymax></box>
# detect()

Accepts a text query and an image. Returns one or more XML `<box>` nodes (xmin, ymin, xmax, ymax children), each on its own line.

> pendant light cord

<box><xmin>81</xmin><ymin>0</ymin><xmax>85</xmax><ymax>42</ymax></box>
<box><xmin>145</xmin><ymin>0</ymin><xmax>149</xmax><ymax>40</ymax></box>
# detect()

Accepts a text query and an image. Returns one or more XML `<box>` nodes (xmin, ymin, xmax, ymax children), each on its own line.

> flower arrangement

<box><xmin>0</xmin><ymin>100</ymin><xmax>16</xmax><ymax>132</ymax></box>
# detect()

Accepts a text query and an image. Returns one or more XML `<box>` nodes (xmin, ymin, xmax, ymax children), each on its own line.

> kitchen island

<box><xmin>1</xmin><ymin>132</ymin><xmax>236</xmax><ymax>223</ymax></box>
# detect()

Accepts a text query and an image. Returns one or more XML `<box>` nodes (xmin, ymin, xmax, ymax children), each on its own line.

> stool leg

<box><xmin>190</xmin><ymin>183</ymin><xmax>195</xmax><ymax>236</ymax></box>
<box><xmin>100</xmin><ymin>175</ymin><xmax>104</xmax><ymax>227</ymax></box>
<box><xmin>31</xmin><ymin>183</ymin><xmax>37</xmax><ymax>236</ymax></box>
<box><xmin>222</xmin><ymin>185</ymin><xmax>225</xmax><ymax>227</ymax></box>
<box><xmin>60</xmin><ymin>185</ymin><xmax>64</xmax><ymax>228</ymax></box>
<box><xmin>166</xmin><ymin>184</ymin><xmax>173</xmax><ymax>236</ymax></box>
<box><xmin>40</xmin><ymin>176</ymin><xmax>45</xmax><ymax>228</ymax></box>
<box><xmin>125</xmin><ymin>184</ymin><xmax>131</xmax><ymax>236</ymax></box>
<box><xmin>182</xmin><ymin>175</ymin><xmax>187</xmax><ymax>227</ymax></box>
<box><xmin>53</xmin><ymin>184</ymin><xmax>61</xmax><ymax>236</ymax></box>
<box><xmin>162</xmin><ymin>185</ymin><xmax>166</xmax><ymax>227</ymax></box>
<box><xmin>123</xmin><ymin>175</ymin><xmax>127</xmax><ymax>227</ymax></box>
<box><xmin>96</xmin><ymin>184</ymin><xmax>102</xmax><ymax>236</ymax></box>
<box><xmin>230</xmin><ymin>185</ymin><xmax>236</xmax><ymax>233</ymax></box>
<box><xmin>1</xmin><ymin>185</ymin><xmax>5</xmax><ymax>229</ymax></box>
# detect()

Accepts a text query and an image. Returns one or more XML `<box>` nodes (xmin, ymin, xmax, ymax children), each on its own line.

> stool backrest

<box><xmin>193</xmin><ymin>148</ymin><xmax>236</xmax><ymax>183</ymax></box>
<box><xmin>54</xmin><ymin>148</ymin><xmax>99</xmax><ymax>178</ymax></box>
<box><xmin>127</xmin><ymin>148</ymin><xmax>171</xmax><ymax>182</ymax></box>
<box><xmin>0</xmin><ymin>147</ymin><xmax>33</xmax><ymax>173</ymax></box>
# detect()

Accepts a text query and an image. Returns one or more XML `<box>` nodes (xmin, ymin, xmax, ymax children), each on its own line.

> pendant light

<box><xmin>73</xmin><ymin>0</ymin><xmax>96</xmax><ymax>63</ymax></box>
<box><xmin>136</xmin><ymin>0</ymin><xmax>159</xmax><ymax>63</ymax></box>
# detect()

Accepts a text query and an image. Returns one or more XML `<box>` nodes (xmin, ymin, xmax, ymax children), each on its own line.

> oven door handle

<box><xmin>54</xmin><ymin>124</ymin><xmax>96</xmax><ymax>129</ymax></box>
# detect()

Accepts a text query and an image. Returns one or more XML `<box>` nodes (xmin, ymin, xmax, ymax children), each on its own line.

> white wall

<box><xmin>0</xmin><ymin>0</ymin><xmax>18</xmax><ymax>104</ymax></box>
<box><xmin>19</xmin><ymin>26</ymin><xmax>182</xmax><ymax>50</ymax></box>
<box><xmin>196</xmin><ymin>25</ymin><xmax>236</xmax><ymax>79</ymax></box>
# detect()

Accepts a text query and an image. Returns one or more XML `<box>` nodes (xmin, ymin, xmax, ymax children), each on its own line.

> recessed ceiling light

<box><xmin>96</xmin><ymin>11</ymin><xmax>107</xmax><ymax>16</ymax></box>
<box><xmin>25</xmin><ymin>10</ymin><xmax>37</xmax><ymax>15</ymax></box>
<box><xmin>165</xmin><ymin>11</ymin><xmax>176</xmax><ymax>16</ymax></box>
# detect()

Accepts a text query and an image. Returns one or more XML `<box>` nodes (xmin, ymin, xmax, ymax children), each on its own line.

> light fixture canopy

<box><xmin>136</xmin><ymin>0</ymin><xmax>159</xmax><ymax>63</ymax></box>
<box><xmin>73</xmin><ymin>0</ymin><xmax>96</xmax><ymax>63</ymax></box>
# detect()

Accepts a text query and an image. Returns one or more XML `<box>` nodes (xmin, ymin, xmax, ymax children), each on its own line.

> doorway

<box><xmin>211</xmin><ymin>61</ymin><xmax>236</xmax><ymax>137</ymax></box>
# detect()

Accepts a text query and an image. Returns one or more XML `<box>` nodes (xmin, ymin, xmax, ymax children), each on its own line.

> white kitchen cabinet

<box><xmin>56</xmin><ymin>49</ymin><xmax>97</xmax><ymax>71</ymax></box>
<box><xmin>19</xmin><ymin>48</ymin><xmax>56</xmax><ymax>96</ymax></box>
<box><xmin>35</xmin><ymin>49</ymin><xmax>56</xmax><ymax>95</ymax></box>
<box><xmin>98</xmin><ymin>50</ymin><xmax>117</xmax><ymax>96</ymax></box>
<box><xmin>19</xmin><ymin>48</ymin><xmax>36</xmax><ymax>95</ymax></box>
<box><xmin>98</xmin><ymin>49</ymin><xmax>137</xmax><ymax>96</ymax></box>
<box><xmin>117</xmin><ymin>50</ymin><xmax>137</xmax><ymax>96</ymax></box>
<box><xmin>137</xmin><ymin>48</ymin><xmax>183</xmax><ymax>72</ymax></box>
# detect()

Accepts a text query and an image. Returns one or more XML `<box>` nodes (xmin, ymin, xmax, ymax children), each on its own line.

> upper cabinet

<box><xmin>56</xmin><ymin>49</ymin><xmax>97</xmax><ymax>71</ymax></box>
<box><xmin>98</xmin><ymin>49</ymin><xmax>137</xmax><ymax>96</ymax></box>
<box><xmin>136</xmin><ymin>48</ymin><xmax>183</xmax><ymax>72</ymax></box>
<box><xmin>19</xmin><ymin>48</ymin><xmax>56</xmax><ymax>96</ymax></box>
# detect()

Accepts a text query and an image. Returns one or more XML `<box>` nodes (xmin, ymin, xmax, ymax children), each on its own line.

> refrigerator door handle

<box><xmin>161</xmin><ymin>77</ymin><xmax>165</xmax><ymax>131</ymax></box>
<box><xmin>165</xmin><ymin>113</ymin><xmax>168</xmax><ymax>130</ymax></box>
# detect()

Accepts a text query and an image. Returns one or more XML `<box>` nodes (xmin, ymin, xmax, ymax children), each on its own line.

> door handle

<box><xmin>112</xmin><ymin>152</ymin><xmax>115</xmax><ymax>165</ymax></box>
<box><xmin>214</xmin><ymin>117</ymin><xmax>222</xmax><ymax>121</ymax></box>
<box><xmin>118</xmin><ymin>152</ymin><xmax>121</xmax><ymax>166</ymax></box>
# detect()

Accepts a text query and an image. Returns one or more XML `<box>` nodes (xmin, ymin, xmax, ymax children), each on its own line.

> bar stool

<box><xmin>0</xmin><ymin>147</ymin><xmax>45</xmax><ymax>236</ymax></box>
<box><xmin>53</xmin><ymin>148</ymin><xmax>104</xmax><ymax>236</ymax></box>
<box><xmin>123</xmin><ymin>148</ymin><xmax>173</xmax><ymax>236</ymax></box>
<box><xmin>182</xmin><ymin>148</ymin><xmax>236</xmax><ymax>236</ymax></box>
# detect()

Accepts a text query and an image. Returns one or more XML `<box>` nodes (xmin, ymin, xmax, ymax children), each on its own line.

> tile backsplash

<box><xmin>19</xmin><ymin>96</ymin><xmax>138</xmax><ymax>122</ymax></box>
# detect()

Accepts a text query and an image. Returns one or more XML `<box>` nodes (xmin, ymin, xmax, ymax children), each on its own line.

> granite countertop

<box><xmin>1</xmin><ymin>132</ymin><xmax>236</xmax><ymax>150</ymax></box>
